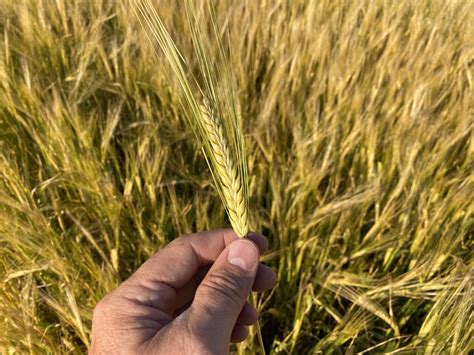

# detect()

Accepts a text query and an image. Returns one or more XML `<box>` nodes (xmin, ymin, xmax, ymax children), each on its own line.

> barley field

<box><xmin>0</xmin><ymin>0</ymin><xmax>473</xmax><ymax>353</ymax></box>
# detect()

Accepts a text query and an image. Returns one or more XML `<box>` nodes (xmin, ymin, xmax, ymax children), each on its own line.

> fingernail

<box><xmin>247</xmin><ymin>232</ymin><xmax>261</xmax><ymax>240</ymax></box>
<box><xmin>227</xmin><ymin>240</ymin><xmax>258</xmax><ymax>271</ymax></box>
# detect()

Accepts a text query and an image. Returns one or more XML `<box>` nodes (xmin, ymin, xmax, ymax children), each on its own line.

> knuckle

<box><xmin>92</xmin><ymin>296</ymin><xmax>110</xmax><ymax>321</ymax></box>
<box><xmin>92</xmin><ymin>292</ymin><xmax>122</xmax><ymax>321</ymax></box>
<box><xmin>167</xmin><ymin>235</ymin><xmax>190</xmax><ymax>250</ymax></box>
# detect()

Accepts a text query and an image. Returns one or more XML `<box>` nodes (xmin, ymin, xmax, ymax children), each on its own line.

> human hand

<box><xmin>90</xmin><ymin>229</ymin><xmax>276</xmax><ymax>354</ymax></box>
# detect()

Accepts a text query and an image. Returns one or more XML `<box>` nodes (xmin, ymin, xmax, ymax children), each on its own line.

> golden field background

<box><xmin>0</xmin><ymin>0</ymin><xmax>473</xmax><ymax>353</ymax></box>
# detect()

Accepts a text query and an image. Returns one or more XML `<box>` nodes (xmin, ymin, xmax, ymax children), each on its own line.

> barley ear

<box><xmin>132</xmin><ymin>0</ymin><xmax>250</xmax><ymax>238</ymax></box>
<box><xmin>199</xmin><ymin>100</ymin><xmax>248</xmax><ymax>238</ymax></box>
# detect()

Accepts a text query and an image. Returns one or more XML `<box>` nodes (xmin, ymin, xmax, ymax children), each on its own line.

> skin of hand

<box><xmin>90</xmin><ymin>229</ymin><xmax>276</xmax><ymax>354</ymax></box>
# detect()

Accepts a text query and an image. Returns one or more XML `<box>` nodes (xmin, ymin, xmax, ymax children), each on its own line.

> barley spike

<box><xmin>200</xmin><ymin>100</ymin><xmax>248</xmax><ymax>237</ymax></box>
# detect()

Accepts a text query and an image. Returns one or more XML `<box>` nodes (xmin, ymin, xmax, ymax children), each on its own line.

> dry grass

<box><xmin>0</xmin><ymin>0</ymin><xmax>473</xmax><ymax>353</ymax></box>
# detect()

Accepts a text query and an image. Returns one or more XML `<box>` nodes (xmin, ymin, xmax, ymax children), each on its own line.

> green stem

<box><xmin>251</xmin><ymin>292</ymin><xmax>266</xmax><ymax>355</ymax></box>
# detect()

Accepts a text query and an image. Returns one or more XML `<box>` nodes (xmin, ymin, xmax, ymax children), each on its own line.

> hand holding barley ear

<box><xmin>90</xmin><ymin>1</ymin><xmax>275</xmax><ymax>354</ymax></box>
<box><xmin>90</xmin><ymin>230</ymin><xmax>276</xmax><ymax>354</ymax></box>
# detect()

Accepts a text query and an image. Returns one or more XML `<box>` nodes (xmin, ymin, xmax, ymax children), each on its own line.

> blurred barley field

<box><xmin>0</xmin><ymin>0</ymin><xmax>473</xmax><ymax>353</ymax></box>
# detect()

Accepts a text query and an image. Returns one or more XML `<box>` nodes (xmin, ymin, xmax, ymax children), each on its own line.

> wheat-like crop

<box><xmin>2</xmin><ymin>0</ymin><xmax>473</xmax><ymax>353</ymax></box>
<box><xmin>132</xmin><ymin>0</ymin><xmax>249</xmax><ymax>238</ymax></box>
<box><xmin>200</xmin><ymin>100</ymin><xmax>248</xmax><ymax>237</ymax></box>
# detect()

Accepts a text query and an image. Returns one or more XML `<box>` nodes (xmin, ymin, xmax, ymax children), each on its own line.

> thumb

<box><xmin>186</xmin><ymin>239</ymin><xmax>259</xmax><ymax>346</ymax></box>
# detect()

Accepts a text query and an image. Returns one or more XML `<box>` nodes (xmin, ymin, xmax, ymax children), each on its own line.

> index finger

<box><xmin>128</xmin><ymin>229</ymin><xmax>268</xmax><ymax>290</ymax></box>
